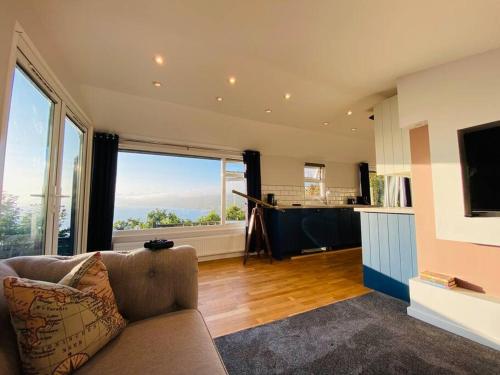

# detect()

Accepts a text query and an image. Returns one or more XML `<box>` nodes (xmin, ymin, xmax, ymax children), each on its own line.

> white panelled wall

<box><xmin>374</xmin><ymin>96</ymin><xmax>411</xmax><ymax>176</ymax></box>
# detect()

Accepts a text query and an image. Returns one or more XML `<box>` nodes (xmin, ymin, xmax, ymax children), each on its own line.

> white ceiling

<box><xmin>24</xmin><ymin>0</ymin><xmax>500</xmax><ymax>141</ymax></box>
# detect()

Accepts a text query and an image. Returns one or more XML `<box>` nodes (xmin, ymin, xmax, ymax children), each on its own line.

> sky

<box><xmin>2</xmin><ymin>67</ymin><xmax>53</xmax><ymax>209</ymax></box>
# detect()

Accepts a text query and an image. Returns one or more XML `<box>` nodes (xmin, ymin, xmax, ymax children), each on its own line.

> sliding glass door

<box><xmin>56</xmin><ymin>117</ymin><xmax>85</xmax><ymax>256</ymax></box>
<box><xmin>0</xmin><ymin>67</ymin><xmax>55</xmax><ymax>258</ymax></box>
<box><xmin>0</xmin><ymin>63</ymin><xmax>88</xmax><ymax>259</ymax></box>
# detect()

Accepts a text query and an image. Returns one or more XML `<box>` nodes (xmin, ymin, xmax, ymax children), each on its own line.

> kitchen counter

<box><xmin>354</xmin><ymin>206</ymin><xmax>414</xmax><ymax>215</ymax></box>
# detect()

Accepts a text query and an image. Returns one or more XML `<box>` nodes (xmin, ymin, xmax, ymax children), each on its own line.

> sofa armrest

<box><xmin>101</xmin><ymin>246</ymin><xmax>198</xmax><ymax>322</ymax></box>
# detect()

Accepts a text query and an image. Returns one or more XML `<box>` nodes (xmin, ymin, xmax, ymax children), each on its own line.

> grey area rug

<box><xmin>215</xmin><ymin>292</ymin><xmax>500</xmax><ymax>375</ymax></box>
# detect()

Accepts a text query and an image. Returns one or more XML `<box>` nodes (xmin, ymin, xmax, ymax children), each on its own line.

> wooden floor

<box><xmin>198</xmin><ymin>248</ymin><xmax>371</xmax><ymax>338</ymax></box>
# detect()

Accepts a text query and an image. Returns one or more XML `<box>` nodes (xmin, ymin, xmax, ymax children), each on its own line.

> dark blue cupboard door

<box><xmin>285</xmin><ymin>209</ymin><xmax>303</xmax><ymax>255</ymax></box>
<box><xmin>301</xmin><ymin>209</ymin><xmax>327</xmax><ymax>249</ymax></box>
<box><xmin>338</xmin><ymin>209</ymin><xmax>361</xmax><ymax>246</ymax></box>
<box><xmin>323</xmin><ymin>209</ymin><xmax>340</xmax><ymax>247</ymax></box>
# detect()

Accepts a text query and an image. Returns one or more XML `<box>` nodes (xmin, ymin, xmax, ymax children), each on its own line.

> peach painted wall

<box><xmin>410</xmin><ymin>125</ymin><xmax>500</xmax><ymax>297</ymax></box>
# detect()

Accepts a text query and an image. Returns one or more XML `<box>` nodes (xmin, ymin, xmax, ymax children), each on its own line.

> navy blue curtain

<box><xmin>404</xmin><ymin>177</ymin><xmax>412</xmax><ymax>207</ymax></box>
<box><xmin>87</xmin><ymin>133</ymin><xmax>119</xmax><ymax>251</ymax></box>
<box><xmin>359</xmin><ymin>162</ymin><xmax>371</xmax><ymax>205</ymax></box>
<box><xmin>243</xmin><ymin>150</ymin><xmax>261</xmax><ymax>251</ymax></box>
<box><xmin>243</xmin><ymin>150</ymin><xmax>262</xmax><ymax>216</ymax></box>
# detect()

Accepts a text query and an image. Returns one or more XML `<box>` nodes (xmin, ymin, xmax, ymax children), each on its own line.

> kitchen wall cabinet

<box><xmin>374</xmin><ymin>95</ymin><xmax>411</xmax><ymax>175</ymax></box>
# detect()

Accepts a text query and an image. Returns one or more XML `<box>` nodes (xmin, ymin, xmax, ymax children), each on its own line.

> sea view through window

<box><xmin>113</xmin><ymin>151</ymin><xmax>246</xmax><ymax>231</ymax></box>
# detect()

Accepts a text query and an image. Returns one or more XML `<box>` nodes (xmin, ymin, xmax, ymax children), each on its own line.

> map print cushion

<box><xmin>3</xmin><ymin>252</ymin><xmax>126</xmax><ymax>375</ymax></box>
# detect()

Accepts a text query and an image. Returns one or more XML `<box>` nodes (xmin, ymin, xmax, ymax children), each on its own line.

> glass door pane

<box><xmin>224</xmin><ymin>160</ymin><xmax>246</xmax><ymax>223</ymax></box>
<box><xmin>0</xmin><ymin>67</ymin><xmax>54</xmax><ymax>259</ymax></box>
<box><xmin>56</xmin><ymin>117</ymin><xmax>84</xmax><ymax>256</ymax></box>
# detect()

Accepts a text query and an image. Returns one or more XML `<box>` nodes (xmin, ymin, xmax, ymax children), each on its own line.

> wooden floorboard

<box><xmin>198</xmin><ymin>248</ymin><xmax>371</xmax><ymax>338</ymax></box>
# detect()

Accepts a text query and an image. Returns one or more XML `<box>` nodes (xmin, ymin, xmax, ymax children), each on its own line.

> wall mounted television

<box><xmin>458</xmin><ymin>121</ymin><xmax>500</xmax><ymax>217</ymax></box>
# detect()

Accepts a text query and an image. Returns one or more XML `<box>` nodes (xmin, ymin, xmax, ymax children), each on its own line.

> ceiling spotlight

<box><xmin>265</xmin><ymin>108</ymin><xmax>272</xmax><ymax>113</ymax></box>
<box><xmin>351</xmin><ymin>127</ymin><xmax>358</xmax><ymax>132</ymax></box>
<box><xmin>154</xmin><ymin>55</ymin><xmax>164</xmax><ymax>65</ymax></box>
<box><xmin>216</xmin><ymin>96</ymin><xmax>223</xmax><ymax>102</ymax></box>
<box><xmin>347</xmin><ymin>110</ymin><xmax>353</xmax><ymax>116</ymax></box>
<box><xmin>284</xmin><ymin>93</ymin><xmax>292</xmax><ymax>100</ymax></box>
<box><xmin>228</xmin><ymin>76</ymin><xmax>236</xmax><ymax>85</ymax></box>
<box><xmin>152</xmin><ymin>81</ymin><xmax>162</xmax><ymax>87</ymax></box>
<box><xmin>322</xmin><ymin>122</ymin><xmax>329</xmax><ymax>126</ymax></box>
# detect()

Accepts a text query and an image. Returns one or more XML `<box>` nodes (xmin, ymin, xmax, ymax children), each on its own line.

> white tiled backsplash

<box><xmin>261</xmin><ymin>185</ymin><xmax>359</xmax><ymax>206</ymax></box>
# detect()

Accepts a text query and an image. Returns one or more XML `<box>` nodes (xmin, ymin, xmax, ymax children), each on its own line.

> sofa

<box><xmin>0</xmin><ymin>246</ymin><xmax>228</xmax><ymax>375</ymax></box>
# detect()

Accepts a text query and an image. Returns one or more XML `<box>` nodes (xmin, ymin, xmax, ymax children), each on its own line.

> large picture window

<box><xmin>113</xmin><ymin>151</ymin><xmax>246</xmax><ymax>231</ymax></box>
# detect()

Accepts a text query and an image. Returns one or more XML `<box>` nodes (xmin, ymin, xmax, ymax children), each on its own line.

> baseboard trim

<box><xmin>198</xmin><ymin>251</ymin><xmax>244</xmax><ymax>262</ymax></box>
<box><xmin>407</xmin><ymin>305</ymin><xmax>499</xmax><ymax>351</ymax></box>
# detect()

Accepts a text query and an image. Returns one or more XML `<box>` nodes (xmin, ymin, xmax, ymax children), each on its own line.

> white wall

<box><xmin>325</xmin><ymin>161</ymin><xmax>359</xmax><ymax>188</ymax></box>
<box><xmin>261</xmin><ymin>155</ymin><xmax>304</xmax><ymax>186</ymax></box>
<box><xmin>398</xmin><ymin>47</ymin><xmax>500</xmax><ymax>246</ymax></box>
<box><xmin>80</xmin><ymin>86</ymin><xmax>375</xmax><ymax>165</ymax></box>
<box><xmin>82</xmin><ymin>86</ymin><xmax>369</xmax><ymax>192</ymax></box>
<box><xmin>261</xmin><ymin>154</ymin><xmax>359</xmax><ymax>188</ymax></box>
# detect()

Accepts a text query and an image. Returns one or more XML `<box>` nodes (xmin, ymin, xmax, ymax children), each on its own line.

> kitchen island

<box><xmin>266</xmin><ymin>205</ymin><xmax>364</xmax><ymax>260</ymax></box>
<box><xmin>355</xmin><ymin>206</ymin><xmax>417</xmax><ymax>301</ymax></box>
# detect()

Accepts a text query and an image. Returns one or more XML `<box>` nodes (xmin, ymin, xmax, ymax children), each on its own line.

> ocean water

<box><xmin>113</xmin><ymin>207</ymin><xmax>217</xmax><ymax>222</ymax></box>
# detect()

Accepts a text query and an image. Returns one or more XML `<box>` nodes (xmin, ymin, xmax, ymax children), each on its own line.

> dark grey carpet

<box><xmin>215</xmin><ymin>292</ymin><xmax>500</xmax><ymax>375</ymax></box>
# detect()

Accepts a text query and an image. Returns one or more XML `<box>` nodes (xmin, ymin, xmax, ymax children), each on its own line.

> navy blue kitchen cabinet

<box><xmin>266</xmin><ymin>207</ymin><xmax>361</xmax><ymax>260</ymax></box>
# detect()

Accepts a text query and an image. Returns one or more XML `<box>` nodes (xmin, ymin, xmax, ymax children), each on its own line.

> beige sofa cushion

<box><xmin>3</xmin><ymin>253</ymin><xmax>126</xmax><ymax>375</ymax></box>
<box><xmin>76</xmin><ymin>309</ymin><xmax>227</xmax><ymax>375</ymax></box>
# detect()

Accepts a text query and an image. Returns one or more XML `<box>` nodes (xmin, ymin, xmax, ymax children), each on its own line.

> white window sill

<box><xmin>112</xmin><ymin>222</ymin><xmax>246</xmax><ymax>244</ymax></box>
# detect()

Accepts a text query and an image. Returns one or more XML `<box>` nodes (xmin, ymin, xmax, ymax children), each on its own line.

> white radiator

<box><xmin>113</xmin><ymin>232</ymin><xmax>245</xmax><ymax>260</ymax></box>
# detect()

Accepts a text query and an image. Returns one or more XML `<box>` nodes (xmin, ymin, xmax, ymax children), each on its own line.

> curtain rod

<box><xmin>119</xmin><ymin>137</ymin><xmax>243</xmax><ymax>155</ymax></box>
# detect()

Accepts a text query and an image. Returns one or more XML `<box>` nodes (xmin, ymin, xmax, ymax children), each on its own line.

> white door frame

<box><xmin>0</xmin><ymin>23</ymin><xmax>93</xmax><ymax>256</ymax></box>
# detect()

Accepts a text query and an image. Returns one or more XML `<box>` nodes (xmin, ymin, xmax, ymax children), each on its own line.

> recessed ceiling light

<box><xmin>216</xmin><ymin>96</ymin><xmax>223</xmax><ymax>102</ymax></box>
<box><xmin>154</xmin><ymin>55</ymin><xmax>164</xmax><ymax>65</ymax></box>
<box><xmin>228</xmin><ymin>76</ymin><xmax>236</xmax><ymax>85</ymax></box>
<box><xmin>284</xmin><ymin>93</ymin><xmax>291</xmax><ymax>100</ymax></box>
<box><xmin>265</xmin><ymin>108</ymin><xmax>272</xmax><ymax>113</ymax></box>
<box><xmin>322</xmin><ymin>121</ymin><xmax>329</xmax><ymax>126</ymax></box>
<box><xmin>347</xmin><ymin>110</ymin><xmax>353</xmax><ymax>116</ymax></box>
<box><xmin>351</xmin><ymin>127</ymin><xmax>358</xmax><ymax>132</ymax></box>
<box><xmin>152</xmin><ymin>81</ymin><xmax>161</xmax><ymax>87</ymax></box>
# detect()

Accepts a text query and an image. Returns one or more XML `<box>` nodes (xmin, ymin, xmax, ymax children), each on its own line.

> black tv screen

<box><xmin>459</xmin><ymin>121</ymin><xmax>500</xmax><ymax>216</ymax></box>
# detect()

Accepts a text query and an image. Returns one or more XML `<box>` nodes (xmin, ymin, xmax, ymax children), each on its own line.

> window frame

<box><xmin>0</xmin><ymin>23</ymin><xmax>92</xmax><ymax>256</ymax></box>
<box><xmin>222</xmin><ymin>158</ymin><xmax>247</xmax><ymax>225</ymax></box>
<box><xmin>112</xmin><ymin>140</ymin><xmax>246</xmax><ymax>239</ymax></box>
<box><xmin>304</xmin><ymin>162</ymin><xmax>326</xmax><ymax>200</ymax></box>
<box><xmin>369</xmin><ymin>169</ymin><xmax>385</xmax><ymax>207</ymax></box>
